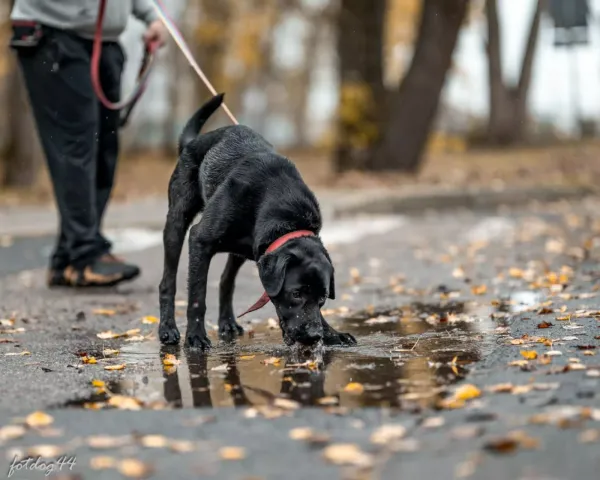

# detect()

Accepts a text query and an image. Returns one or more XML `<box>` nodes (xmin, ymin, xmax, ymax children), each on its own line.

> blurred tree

<box><xmin>335</xmin><ymin>0</ymin><xmax>387</xmax><ymax>171</ymax></box>
<box><xmin>1</xmin><ymin>0</ymin><xmax>43</xmax><ymax>187</ymax></box>
<box><xmin>373</xmin><ymin>0</ymin><xmax>470</xmax><ymax>171</ymax></box>
<box><xmin>485</xmin><ymin>0</ymin><xmax>543</xmax><ymax>145</ymax></box>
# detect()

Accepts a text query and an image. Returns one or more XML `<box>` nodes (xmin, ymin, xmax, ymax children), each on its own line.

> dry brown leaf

<box><xmin>25</xmin><ymin>411</ymin><xmax>54</xmax><ymax>428</ymax></box>
<box><xmin>289</xmin><ymin>427</ymin><xmax>314</xmax><ymax>440</ymax></box>
<box><xmin>141</xmin><ymin>315</ymin><xmax>159</xmax><ymax>324</ymax></box>
<box><xmin>471</xmin><ymin>285</ymin><xmax>487</xmax><ymax>296</ymax></box>
<box><xmin>262</xmin><ymin>357</ymin><xmax>281</xmax><ymax>366</ymax></box>
<box><xmin>104</xmin><ymin>364</ymin><xmax>126</xmax><ymax>371</ymax></box>
<box><xmin>322</xmin><ymin>443</ymin><xmax>373</xmax><ymax>468</ymax></box>
<box><xmin>510</xmin><ymin>339</ymin><xmax>525</xmax><ymax>345</ymax></box>
<box><xmin>343</xmin><ymin>382</ymin><xmax>365</xmax><ymax>394</ymax></box>
<box><xmin>239</xmin><ymin>355</ymin><xmax>255</xmax><ymax>361</ymax></box>
<box><xmin>81</xmin><ymin>356</ymin><xmax>97</xmax><ymax>364</ymax></box>
<box><xmin>509</xmin><ymin>268</ymin><xmax>524</xmax><ymax>278</ymax></box>
<box><xmin>118</xmin><ymin>458</ymin><xmax>153</xmax><ymax>478</ymax></box>
<box><xmin>370</xmin><ymin>424</ymin><xmax>406</xmax><ymax>444</ymax></box>
<box><xmin>487</xmin><ymin>383</ymin><xmax>514</xmax><ymax>394</ymax></box>
<box><xmin>537</xmin><ymin>321</ymin><xmax>553</xmax><ymax>329</ymax></box>
<box><xmin>219</xmin><ymin>446</ymin><xmax>246</xmax><ymax>460</ymax></box>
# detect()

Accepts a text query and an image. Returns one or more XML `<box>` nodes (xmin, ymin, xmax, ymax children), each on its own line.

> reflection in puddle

<box><xmin>66</xmin><ymin>301</ymin><xmax>496</xmax><ymax>411</ymax></box>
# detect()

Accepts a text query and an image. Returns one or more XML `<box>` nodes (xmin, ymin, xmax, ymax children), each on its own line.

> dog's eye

<box><xmin>292</xmin><ymin>290</ymin><xmax>302</xmax><ymax>299</ymax></box>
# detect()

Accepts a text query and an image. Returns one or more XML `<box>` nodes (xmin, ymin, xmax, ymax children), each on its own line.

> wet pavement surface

<box><xmin>2</xmin><ymin>202</ymin><xmax>600</xmax><ymax>479</ymax></box>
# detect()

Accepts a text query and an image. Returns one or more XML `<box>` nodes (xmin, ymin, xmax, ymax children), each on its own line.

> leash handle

<box><xmin>92</xmin><ymin>0</ymin><xmax>158</xmax><ymax>113</ymax></box>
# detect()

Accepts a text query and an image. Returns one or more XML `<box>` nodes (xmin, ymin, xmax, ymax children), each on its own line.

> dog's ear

<box><xmin>258</xmin><ymin>253</ymin><xmax>289</xmax><ymax>297</ymax></box>
<box><xmin>323</xmin><ymin>249</ymin><xmax>336</xmax><ymax>300</ymax></box>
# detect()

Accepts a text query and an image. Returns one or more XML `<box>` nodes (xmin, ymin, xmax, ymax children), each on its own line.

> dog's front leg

<box><xmin>321</xmin><ymin>313</ymin><xmax>357</xmax><ymax>346</ymax></box>
<box><xmin>185</xmin><ymin>224</ymin><xmax>214</xmax><ymax>350</ymax></box>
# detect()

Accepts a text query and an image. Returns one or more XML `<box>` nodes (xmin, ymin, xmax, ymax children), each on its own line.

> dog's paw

<box><xmin>159</xmin><ymin>323</ymin><xmax>181</xmax><ymax>345</ymax></box>
<box><xmin>185</xmin><ymin>331</ymin><xmax>212</xmax><ymax>350</ymax></box>
<box><xmin>324</xmin><ymin>331</ymin><xmax>357</xmax><ymax>347</ymax></box>
<box><xmin>218</xmin><ymin>320</ymin><xmax>244</xmax><ymax>342</ymax></box>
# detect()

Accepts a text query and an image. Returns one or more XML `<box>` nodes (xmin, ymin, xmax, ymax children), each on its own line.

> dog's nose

<box><xmin>298</xmin><ymin>326</ymin><xmax>323</xmax><ymax>346</ymax></box>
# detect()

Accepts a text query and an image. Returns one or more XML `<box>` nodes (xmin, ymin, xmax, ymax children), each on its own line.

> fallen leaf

<box><xmin>322</xmin><ymin>443</ymin><xmax>373</xmax><ymax>468</ymax></box>
<box><xmin>107</xmin><ymin>395</ymin><xmax>141</xmax><ymax>410</ymax></box>
<box><xmin>102</xmin><ymin>349</ymin><xmax>119</xmax><ymax>356</ymax></box>
<box><xmin>118</xmin><ymin>458</ymin><xmax>153</xmax><ymax>478</ymax></box>
<box><xmin>510</xmin><ymin>339</ymin><xmax>525</xmax><ymax>345</ymax></box>
<box><xmin>0</xmin><ymin>338</ymin><xmax>16</xmax><ymax>343</ymax></box>
<box><xmin>454</xmin><ymin>384</ymin><xmax>482</xmax><ymax>401</ymax></box>
<box><xmin>0</xmin><ymin>425</ymin><xmax>26</xmax><ymax>441</ymax></box>
<box><xmin>162</xmin><ymin>354</ymin><xmax>180</xmax><ymax>367</ymax></box>
<box><xmin>104</xmin><ymin>364</ymin><xmax>125</xmax><ymax>371</ymax></box>
<box><xmin>27</xmin><ymin>444</ymin><xmax>63</xmax><ymax>457</ymax></box>
<box><xmin>273</xmin><ymin>398</ymin><xmax>300</xmax><ymax>410</ymax></box>
<box><xmin>4</xmin><ymin>351</ymin><xmax>31</xmax><ymax>356</ymax></box>
<box><xmin>219</xmin><ymin>446</ymin><xmax>246</xmax><ymax>461</ymax></box>
<box><xmin>471</xmin><ymin>285</ymin><xmax>487</xmax><ymax>296</ymax></box>
<box><xmin>487</xmin><ymin>383</ymin><xmax>514</xmax><ymax>394</ymax></box>
<box><xmin>142</xmin><ymin>316</ymin><xmax>159</xmax><ymax>324</ymax></box>
<box><xmin>544</xmin><ymin>350</ymin><xmax>563</xmax><ymax>357</ymax></box>
<box><xmin>239</xmin><ymin>355</ymin><xmax>255</xmax><ymax>361</ymax></box>
<box><xmin>140</xmin><ymin>435</ymin><xmax>168</xmax><ymax>448</ymax></box>
<box><xmin>81</xmin><ymin>356</ymin><xmax>97</xmax><ymax>364</ymax></box>
<box><xmin>563</xmin><ymin>324</ymin><xmax>584</xmax><ymax>330</ymax></box>
<box><xmin>169</xmin><ymin>440</ymin><xmax>195</xmax><ymax>453</ymax></box>
<box><xmin>421</xmin><ymin>417</ymin><xmax>445</xmax><ymax>428</ymax></box>
<box><xmin>579</xmin><ymin>429</ymin><xmax>600</xmax><ymax>444</ymax></box>
<box><xmin>316</xmin><ymin>396</ymin><xmax>339</xmax><ymax>406</ymax></box>
<box><xmin>520</xmin><ymin>350</ymin><xmax>538</xmax><ymax>360</ymax></box>
<box><xmin>91</xmin><ymin>379</ymin><xmax>106</xmax><ymax>388</ymax></box>
<box><xmin>262</xmin><ymin>357</ymin><xmax>281</xmax><ymax>366</ymax></box>
<box><xmin>25</xmin><ymin>411</ymin><xmax>54</xmax><ymax>428</ymax></box>
<box><xmin>87</xmin><ymin>435</ymin><xmax>131</xmax><ymax>449</ymax></box>
<box><xmin>343</xmin><ymin>382</ymin><xmax>365</xmax><ymax>394</ymax></box>
<box><xmin>370</xmin><ymin>424</ymin><xmax>406</xmax><ymax>444</ymax></box>
<box><xmin>508</xmin><ymin>360</ymin><xmax>529</xmax><ymax>367</ymax></box>
<box><xmin>90</xmin><ymin>456</ymin><xmax>116</xmax><ymax>470</ymax></box>
<box><xmin>509</xmin><ymin>268</ymin><xmax>525</xmax><ymax>278</ymax></box>
<box><xmin>289</xmin><ymin>427</ymin><xmax>314</xmax><ymax>440</ymax></box>
<box><xmin>93</xmin><ymin>309</ymin><xmax>117</xmax><ymax>316</ymax></box>
<box><xmin>537</xmin><ymin>321</ymin><xmax>553</xmax><ymax>329</ymax></box>
<box><xmin>349</xmin><ymin>267</ymin><xmax>362</xmax><ymax>285</ymax></box>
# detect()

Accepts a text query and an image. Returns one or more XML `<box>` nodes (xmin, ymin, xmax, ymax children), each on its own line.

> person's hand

<box><xmin>143</xmin><ymin>20</ymin><xmax>168</xmax><ymax>48</ymax></box>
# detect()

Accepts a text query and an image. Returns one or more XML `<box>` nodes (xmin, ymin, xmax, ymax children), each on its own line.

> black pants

<box><xmin>17</xmin><ymin>28</ymin><xmax>124</xmax><ymax>269</ymax></box>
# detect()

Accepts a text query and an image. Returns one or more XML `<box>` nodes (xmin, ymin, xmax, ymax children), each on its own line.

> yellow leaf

<box><xmin>82</xmin><ymin>356</ymin><xmax>97</xmax><ymax>364</ymax></box>
<box><xmin>140</xmin><ymin>435</ymin><xmax>168</xmax><ymax>448</ymax></box>
<box><xmin>520</xmin><ymin>350</ymin><xmax>538</xmax><ymax>360</ymax></box>
<box><xmin>219</xmin><ymin>446</ymin><xmax>246</xmax><ymax>460</ymax></box>
<box><xmin>0</xmin><ymin>425</ymin><xmax>26</xmax><ymax>441</ymax></box>
<box><xmin>162</xmin><ymin>354</ymin><xmax>180</xmax><ymax>367</ymax></box>
<box><xmin>90</xmin><ymin>456</ymin><xmax>116</xmax><ymax>470</ymax></box>
<box><xmin>142</xmin><ymin>316</ymin><xmax>159</xmax><ymax>324</ymax></box>
<box><xmin>104</xmin><ymin>364</ymin><xmax>126</xmax><ymax>371</ymax></box>
<box><xmin>25</xmin><ymin>411</ymin><xmax>54</xmax><ymax>428</ymax></box>
<box><xmin>510</xmin><ymin>339</ymin><xmax>525</xmax><ymax>345</ymax></box>
<box><xmin>289</xmin><ymin>427</ymin><xmax>314</xmax><ymax>440</ymax></box>
<box><xmin>508</xmin><ymin>360</ymin><xmax>529</xmax><ymax>367</ymax></box>
<box><xmin>93</xmin><ymin>309</ymin><xmax>116</xmax><ymax>316</ymax></box>
<box><xmin>102</xmin><ymin>349</ymin><xmax>119</xmax><ymax>356</ymax></box>
<box><xmin>509</xmin><ymin>268</ymin><xmax>524</xmax><ymax>278</ymax></box>
<box><xmin>91</xmin><ymin>379</ymin><xmax>105</xmax><ymax>388</ymax></box>
<box><xmin>262</xmin><ymin>357</ymin><xmax>281</xmax><ymax>366</ymax></box>
<box><xmin>454</xmin><ymin>384</ymin><xmax>481</xmax><ymax>401</ymax></box>
<box><xmin>343</xmin><ymin>382</ymin><xmax>365</xmax><ymax>394</ymax></box>
<box><xmin>556</xmin><ymin>315</ymin><xmax>571</xmax><ymax>321</ymax></box>
<box><xmin>239</xmin><ymin>355</ymin><xmax>255</xmax><ymax>361</ymax></box>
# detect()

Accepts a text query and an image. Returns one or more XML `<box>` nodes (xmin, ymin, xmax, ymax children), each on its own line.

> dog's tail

<box><xmin>178</xmin><ymin>93</ymin><xmax>225</xmax><ymax>154</ymax></box>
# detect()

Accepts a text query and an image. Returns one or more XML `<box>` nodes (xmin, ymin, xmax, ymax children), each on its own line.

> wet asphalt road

<box><xmin>1</xmin><ymin>201</ymin><xmax>600</xmax><ymax>479</ymax></box>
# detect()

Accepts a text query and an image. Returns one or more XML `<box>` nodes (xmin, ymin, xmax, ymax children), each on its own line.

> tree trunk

<box><xmin>2</xmin><ymin>58</ymin><xmax>43</xmax><ymax>187</ymax></box>
<box><xmin>485</xmin><ymin>0</ymin><xmax>543</xmax><ymax>145</ymax></box>
<box><xmin>334</xmin><ymin>0</ymin><xmax>387</xmax><ymax>172</ymax></box>
<box><xmin>373</xmin><ymin>0</ymin><xmax>470</xmax><ymax>172</ymax></box>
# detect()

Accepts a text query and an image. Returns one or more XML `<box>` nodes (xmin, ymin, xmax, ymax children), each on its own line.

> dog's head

<box><xmin>257</xmin><ymin>237</ymin><xmax>335</xmax><ymax>346</ymax></box>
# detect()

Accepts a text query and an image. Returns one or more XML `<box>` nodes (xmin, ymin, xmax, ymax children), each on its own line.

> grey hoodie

<box><xmin>11</xmin><ymin>0</ymin><xmax>158</xmax><ymax>41</ymax></box>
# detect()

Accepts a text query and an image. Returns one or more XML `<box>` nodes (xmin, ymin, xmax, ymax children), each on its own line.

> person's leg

<box><xmin>17</xmin><ymin>29</ymin><xmax>100</xmax><ymax>269</ymax></box>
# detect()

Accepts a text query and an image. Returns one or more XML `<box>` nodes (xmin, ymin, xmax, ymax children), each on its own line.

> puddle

<box><xmin>65</xmin><ymin>300</ymin><xmax>496</xmax><ymax>410</ymax></box>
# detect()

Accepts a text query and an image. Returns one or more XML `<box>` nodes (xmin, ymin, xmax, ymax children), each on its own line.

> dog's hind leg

<box><xmin>159</xmin><ymin>166</ymin><xmax>203</xmax><ymax>345</ymax></box>
<box><xmin>218</xmin><ymin>254</ymin><xmax>246</xmax><ymax>342</ymax></box>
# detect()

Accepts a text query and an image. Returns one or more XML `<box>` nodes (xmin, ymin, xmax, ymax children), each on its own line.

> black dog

<box><xmin>158</xmin><ymin>94</ymin><xmax>356</xmax><ymax>349</ymax></box>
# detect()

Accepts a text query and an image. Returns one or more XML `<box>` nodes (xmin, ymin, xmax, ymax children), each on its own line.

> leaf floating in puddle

<box><xmin>370</xmin><ymin>424</ymin><xmax>406</xmax><ymax>444</ymax></box>
<box><xmin>510</xmin><ymin>339</ymin><xmax>525</xmax><ymax>345</ymax></box>
<box><xmin>141</xmin><ymin>315</ymin><xmax>159</xmax><ymax>324</ymax></box>
<box><xmin>92</xmin><ymin>309</ymin><xmax>117</xmax><ymax>316</ymax></box>
<box><xmin>118</xmin><ymin>458</ymin><xmax>153</xmax><ymax>478</ymax></box>
<box><xmin>0</xmin><ymin>425</ymin><xmax>26</xmax><ymax>441</ymax></box>
<box><xmin>26</xmin><ymin>411</ymin><xmax>54</xmax><ymax>428</ymax></box>
<box><xmin>520</xmin><ymin>350</ymin><xmax>538</xmax><ymax>360</ymax></box>
<box><xmin>322</xmin><ymin>443</ymin><xmax>373</xmax><ymax>468</ymax></box>
<box><xmin>262</xmin><ymin>357</ymin><xmax>282</xmax><ymax>366</ymax></box>
<box><xmin>343</xmin><ymin>382</ymin><xmax>364</xmax><ymax>394</ymax></box>
<box><xmin>162</xmin><ymin>354</ymin><xmax>180</xmax><ymax>367</ymax></box>
<box><xmin>91</xmin><ymin>379</ymin><xmax>105</xmax><ymax>388</ymax></box>
<box><xmin>104</xmin><ymin>364</ymin><xmax>126</xmax><ymax>371</ymax></box>
<box><xmin>219</xmin><ymin>446</ymin><xmax>246</xmax><ymax>461</ymax></box>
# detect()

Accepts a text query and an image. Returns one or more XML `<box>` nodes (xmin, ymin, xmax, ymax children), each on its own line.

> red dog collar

<box><xmin>238</xmin><ymin>230</ymin><xmax>315</xmax><ymax>318</ymax></box>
